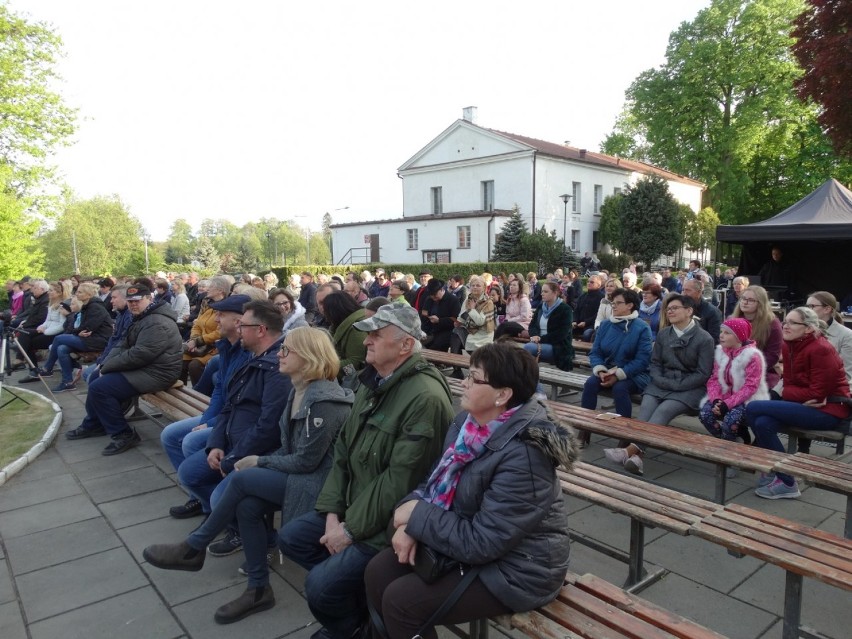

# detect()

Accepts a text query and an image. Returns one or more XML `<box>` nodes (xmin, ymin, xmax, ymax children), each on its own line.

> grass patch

<box><xmin>0</xmin><ymin>390</ymin><xmax>57</xmax><ymax>468</ymax></box>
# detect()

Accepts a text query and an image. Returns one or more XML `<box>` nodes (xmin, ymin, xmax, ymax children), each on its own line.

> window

<box><xmin>482</xmin><ymin>180</ymin><xmax>494</xmax><ymax>211</ymax></box>
<box><xmin>571</xmin><ymin>230</ymin><xmax>580</xmax><ymax>251</ymax></box>
<box><xmin>431</xmin><ymin>187</ymin><xmax>442</xmax><ymax>214</ymax></box>
<box><xmin>423</xmin><ymin>250</ymin><xmax>451</xmax><ymax>264</ymax></box>
<box><xmin>572</xmin><ymin>182</ymin><xmax>581</xmax><ymax>213</ymax></box>
<box><xmin>594</xmin><ymin>185</ymin><xmax>603</xmax><ymax>214</ymax></box>
<box><xmin>593</xmin><ymin>231</ymin><xmax>601</xmax><ymax>252</ymax></box>
<box><xmin>457</xmin><ymin>225</ymin><xmax>471</xmax><ymax>249</ymax></box>
<box><xmin>613</xmin><ymin>186</ymin><xmax>622</xmax><ymax>196</ymax></box>
<box><xmin>406</xmin><ymin>229</ymin><xmax>418</xmax><ymax>250</ymax></box>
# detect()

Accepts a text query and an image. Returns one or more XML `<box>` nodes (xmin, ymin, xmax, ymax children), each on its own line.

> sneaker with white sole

<box><xmin>603</xmin><ymin>448</ymin><xmax>629</xmax><ymax>465</ymax></box>
<box><xmin>623</xmin><ymin>455</ymin><xmax>644</xmax><ymax>476</ymax></box>
<box><xmin>755</xmin><ymin>477</ymin><xmax>800</xmax><ymax>500</ymax></box>
<box><xmin>757</xmin><ymin>472</ymin><xmax>776</xmax><ymax>488</ymax></box>
<box><xmin>208</xmin><ymin>529</ymin><xmax>243</xmax><ymax>556</ymax></box>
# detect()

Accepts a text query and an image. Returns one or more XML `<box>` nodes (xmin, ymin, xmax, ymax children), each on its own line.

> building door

<box><xmin>370</xmin><ymin>234</ymin><xmax>380</xmax><ymax>262</ymax></box>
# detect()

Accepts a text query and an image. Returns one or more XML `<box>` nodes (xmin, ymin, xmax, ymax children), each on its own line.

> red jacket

<box><xmin>782</xmin><ymin>333</ymin><xmax>851</xmax><ymax>419</ymax></box>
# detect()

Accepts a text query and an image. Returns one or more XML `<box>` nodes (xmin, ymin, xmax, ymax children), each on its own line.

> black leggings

<box><xmin>15</xmin><ymin>331</ymin><xmax>54</xmax><ymax>367</ymax></box>
<box><xmin>364</xmin><ymin>547</ymin><xmax>510</xmax><ymax>639</ymax></box>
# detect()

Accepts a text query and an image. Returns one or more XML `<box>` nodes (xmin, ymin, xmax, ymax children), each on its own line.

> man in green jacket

<box><xmin>280</xmin><ymin>302</ymin><xmax>453</xmax><ymax>639</ymax></box>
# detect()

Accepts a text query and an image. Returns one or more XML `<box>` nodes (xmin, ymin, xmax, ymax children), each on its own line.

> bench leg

<box><xmin>781</xmin><ymin>572</ymin><xmax>802</xmax><ymax>639</ymax></box>
<box><xmin>846</xmin><ymin>497</ymin><xmax>852</xmax><ymax>540</ymax></box>
<box><xmin>714</xmin><ymin>464</ymin><xmax>728</xmax><ymax>504</ymax></box>
<box><xmin>786</xmin><ymin>435</ymin><xmax>800</xmax><ymax>455</ymax></box>
<box><xmin>469</xmin><ymin>618</ymin><xmax>488</xmax><ymax>639</ymax></box>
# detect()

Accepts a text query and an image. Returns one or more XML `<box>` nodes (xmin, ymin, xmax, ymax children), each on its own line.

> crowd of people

<box><xmin>3</xmin><ymin>258</ymin><xmax>850</xmax><ymax>635</ymax></box>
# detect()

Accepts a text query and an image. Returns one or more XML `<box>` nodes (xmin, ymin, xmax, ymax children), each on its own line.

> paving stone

<box><xmin>796</xmin><ymin>483</ymin><xmax>848</xmax><ymax>511</ymax></box>
<box><xmin>757</xmin><ymin>619</ymin><xmax>784</xmax><ymax>639</ymax></box>
<box><xmin>0</xmin><ymin>493</ymin><xmax>99</xmax><ymax>539</ymax></box>
<box><xmin>565</xmin><ymin>501</ymin><xmax>668</xmax><ymax>551</ymax></box>
<box><xmin>642</xmin><ymin>572</ymin><xmax>777</xmax><ymax>638</ymax></box>
<box><xmin>115</xmin><ymin>515</ymin><xmax>205</xmax><ymax>564</ymax></box>
<box><xmin>11</xmin><ymin>450</ymin><xmax>67</xmax><ymax>483</ymax></box>
<box><xmin>0</xmin><ymin>564</ymin><xmax>14</xmax><ymax>604</ymax></box>
<box><xmin>16</xmin><ymin>547</ymin><xmax>148</xmax><ymax>622</ymax></box>
<box><xmin>0</xmin><ymin>473</ymin><xmax>81</xmax><ymax>513</ymax></box>
<box><xmin>100</xmin><ymin>486</ymin><xmax>188</xmax><ymax>529</ymax></box>
<box><xmin>0</xmin><ymin>601</ymin><xmax>27</xmax><ymax>639</ymax></box>
<box><xmin>80</xmin><ymin>465</ymin><xmax>173</xmax><ymax>504</ymax></box>
<box><xmin>731</xmin><ymin>563</ymin><xmax>852</xmax><ymax>639</ymax></box>
<box><xmin>5</xmin><ymin>517</ymin><xmax>122</xmax><ymax>575</ymax></box>
<box><xmin>817</xmin><ymin>511</ymin><xmax>847</xmax><ymax>538</ymax></box>
<box><xmin>139</xmin><ymin>553</ymin><xmax>247</xmax><ymax>607</ymax></box>
<box><xmin>55</xmin><ymin>434</ymin><xmax>111</xmax><ymax>464</ymax></box>
<box><xmin>270</xmin><ymin>555</ymin><xmax>309</xmax><ymax>592</ymax></box>
<box><xmin>27</xmin><ymin>587</ymin><xmax>183</xmax><ymax>639</ymax></box>
<box><xmin>171</xmin><ymin>572</ymin><xmax>313</xmax><ymax>639</ymax></box>
<box><xmin>69</xmin><ymin>449</ymin><xmax>151</xmax><ymax>481</ymax></box>
<box><xmin>729</xmin><ymin>490</ymin><xmax>836</xmax><ymax>529</ymax></box>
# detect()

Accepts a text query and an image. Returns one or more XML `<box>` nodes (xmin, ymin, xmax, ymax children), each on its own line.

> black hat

<box><xmin>125</xmin><ymin>285</ymin><xmax>152</xmax><ymax>301</ymax></box>
<box><xmin>418</xmin><ymin>269</ymin><xmax>432</xmax><ymax>277</ymax></box>
<box><xmin>426</xmin><ymin>279</ymin><xmax>445</xmax><ymax>295</ymax></box>
<box><xmin>209</xmin><ymin>294</ymin><xmax>250</xmax><ymax>314</ymax></box>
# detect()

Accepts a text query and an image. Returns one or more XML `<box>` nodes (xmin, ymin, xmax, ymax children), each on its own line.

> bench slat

<box><xmin>510</xmin><ymin>610</ymin><xmax>588</xmax><ymax>639</ymax></box>
<box><xmin>141</xmin><ymin>395</ymin><xmax>193</xmax><ymax>422</ymax></box>
<box><xmin>546</xmin><ymin>593</ymin><xmax>677</xmax><ymax>639</ymax></box>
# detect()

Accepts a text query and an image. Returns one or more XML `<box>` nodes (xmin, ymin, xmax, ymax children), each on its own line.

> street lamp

<box><xmin>143</xmin><ymin>233</ymin><xmax>150</xmax><ymax>274</ymax></box>
<box><xmin>265</xmin><ymin>231</ymin><xmax>272</xmax><ymax>269</ymax></box>
<box><xmin>296</xmin><ymin>206</ymin><xmax>348</xmax><ymax>266</ymax></box>
<box><xmin>559</xmin><ymin>194</ymin><xmax>572</xmax><ymax>263</ymax></box>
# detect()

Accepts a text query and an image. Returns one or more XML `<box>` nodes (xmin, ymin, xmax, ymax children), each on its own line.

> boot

<box><xmin>214</xmin><ymin>585</ymin><xmax>275</xmax><ymax>624</ymax></box>
<box><xmin>143</xmin><ymin>540</ymin><xmax>205</xmax><ymax>571</ymax></box>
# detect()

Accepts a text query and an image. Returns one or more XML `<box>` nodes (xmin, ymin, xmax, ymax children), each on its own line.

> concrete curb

<box><xmin>0</xmin><ymin>387</ymin><xmax>62</xmax><ymax>487</ymax></box>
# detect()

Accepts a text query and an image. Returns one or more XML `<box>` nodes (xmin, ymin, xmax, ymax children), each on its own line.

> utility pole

<box><xmin>71</xmin><ymin>231</ymin><xmax>79</xmax><ymax>273</ymax></box>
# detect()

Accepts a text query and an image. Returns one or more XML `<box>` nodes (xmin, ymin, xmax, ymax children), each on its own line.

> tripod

<box><xmin>0</xmin><ymin>322</ymin><xmax>34</xmax><ymax>410</ymax></box>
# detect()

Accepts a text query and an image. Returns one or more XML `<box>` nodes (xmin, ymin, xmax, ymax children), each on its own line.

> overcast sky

<box><xmin>17</xmin><ymin>0</ymin><xmax>712</xmax><ymax>241</ymax></box>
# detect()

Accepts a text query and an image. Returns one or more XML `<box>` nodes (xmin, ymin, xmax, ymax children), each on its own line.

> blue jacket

<box><xmin>201</xmin><ymin>337</ymin><xmax>252</xmax><ymax>428</ymax></box>
<box><xmin>207</xmin><ymin>336</ymin><xmax>291</xmax><ymax>473</ymax></box>
<box><xmin>96</xmin><ymin>308</ymin><xmax>133</xmax><ymax>365</ymax></box>
<box><xmin>589</xmin><ymin>317</ymin><xmax>653</xmax><ymax>390</ymax></box>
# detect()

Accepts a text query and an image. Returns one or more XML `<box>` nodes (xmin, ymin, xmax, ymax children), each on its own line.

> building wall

<box><xmin>332</xmin><ymin>215</ymin><xmax>508</xmax><ymax>265</ymax></box>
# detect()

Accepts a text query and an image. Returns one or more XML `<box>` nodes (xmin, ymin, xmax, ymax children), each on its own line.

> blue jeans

<box><xmin>177</xmin><ymin>448</ymin><xmax>227</xmax><ymax>513</ymax></box>
<box><xmin>82</xmin><ymin>364</ymin><xmax>99</xmax><ymax>383</ymax></box>
<box><xmin>193</xmin><ymin>354</ymin><xmax>220</xmax><ymax>396</ymax></box>
<box><xmin>523</xmin><ymin>342</ymin><xmax>555</xmax><ymax>363</ymax></box>
<box><xmin>582</xmin><ymin>374</ymin><xmax>640</xmax><ymax>418</ymax></box>
<box><xmin>160</xmin><ymin>416</ymin><xmax>210</xmax><ymax>472</ymax></box>
<box><xmin>77</xmin><ymin>372</ymin><xmax>138</xmax><ymax>436</ymax></box>
<box><xmin>279</xmin><ymin>511</ymin><xmax>379</xmax><ymax>638</ymax></box>
<box><xmin>186</xmin><ymin>466</ymin><xmax>285</xmax><ymax>588</ymax></box>
<box><xmin>44</xmin><ymin>334</ymin><xmax>86</xmax><ymax>383</ymax></box>
<box><xmin>746</xmin><ymin>400</ymin><xmax>842</xmax><ymax>484</ymax></box>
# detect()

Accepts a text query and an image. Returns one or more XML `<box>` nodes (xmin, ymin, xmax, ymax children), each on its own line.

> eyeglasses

<box><xmin>611</xmin><ymin>300</ymin><xmax>629</xmax><ymax>307</ymax></box>
<box><xmin>464</xmin><ymin>372</ymin><xmax>491</xmax><ymax>386</ymax></box>
<box><xmin>239</xmin><ymin>323</ymin><xmax>263</xmax><ymax>331</ymax></box>
<box><xmin>806</xmin><ymin>303</ymin><xmax>824</xmax><ymax>309</ymax></box>
<box><xmin>739</xmin><ymin>298</ymin><xmax>757</xmax><ymax>304</ymax></box>
<box><xmin>279</xmin><ymin>345</ymin><xmax>296</xmax><ymax>357</ymax></box>
<box><xmin>665</xmin><ymin>305</ymin><xmax>685</xmax><ymax>312</ymax></box>
<box><xmin>782</xmin><ymin>319</ymin><xmax>808</xmax><ymax>327</ymax></box>
<box><xmin>274</xmin><ymin>301</ymin><xmax>291</xmax><ymax>308</ymax></box>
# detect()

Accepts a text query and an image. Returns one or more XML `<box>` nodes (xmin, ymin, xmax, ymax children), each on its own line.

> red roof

<box><xmin>484</xmin><ymin>125</ymin><xmax>705</xmax><ymax>188</ymax></box>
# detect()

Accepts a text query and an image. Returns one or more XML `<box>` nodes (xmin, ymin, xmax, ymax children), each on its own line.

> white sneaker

<box><xmin>757</xmin><ymin>473</ymin><xmax>776</xmax><ymax>488</ymax></box>
<box><xmin>624</xmin><ymin>455</ymin><xmax>644</xmax><ymax>476</ymax></box>
<box><xmin>604</xmin><ymin>448</ymin><xmax>629</xmax><ymax>465</ymax></box>
<box><xmin>755</xmin><ymin>478</ymin><xmax>800</xmax><ymax>500</ymax></box>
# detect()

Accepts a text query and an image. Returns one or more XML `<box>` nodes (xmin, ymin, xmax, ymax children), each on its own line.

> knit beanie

<box><xmin>722</xmin><ymin>318</ymin><xmax>751</xmax><ymax>343</ymax></box>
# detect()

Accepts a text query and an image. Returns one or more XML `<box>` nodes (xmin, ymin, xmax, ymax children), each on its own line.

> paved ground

<box><xmin>0</xmin><ymin>381</ymin><xmax>850</xmax><ymax>639</ymax></box>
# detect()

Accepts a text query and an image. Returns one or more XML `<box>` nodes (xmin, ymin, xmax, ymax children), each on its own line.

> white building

<box><xmin>332</xmin><ymin>108</ymin><xmax>705</xmax><ymax>265</ymax></box>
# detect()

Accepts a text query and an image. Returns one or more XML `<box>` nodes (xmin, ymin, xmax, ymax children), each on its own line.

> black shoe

<box><xmin>10</xmin><ymin>361</ymin><xmax>26</xmax><ymax>371</ymax></box>
<box><xmin>207</xmin><ymin>529</ymin><xmax>242</xmax><ymax>556</ymax></box>
<box><xmin>143</xmin><ymin>540</ymin><xmax>206</xmax><ymax>572</ymax></box>
<box><xmin>18</xmin><ymin>371</ymin><xmax>40</xmax><ymax>384</ymax></box>
<box><xmin>214</xmin><ymin>585</ymin><xmax>275</xmax><ymax>625</ymax></box>
<box><xmin>65</xmin><ymin>426</ymin><xmax>108</xmax><ymax>440</ymax></box>
<box><xmin>169</xmin><ymin>499</ymin><xmax>203</xmax><ymax>519</ymax></box>
<box><xmin>101</xmin><ymin>429</ymin><xmax>141</xmax><ymax>456</ymax></box>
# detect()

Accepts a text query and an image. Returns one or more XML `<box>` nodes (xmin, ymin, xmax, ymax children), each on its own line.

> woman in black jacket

<box><xmin>521</xmin><ymin>281</ymin><xmax>575</xmax><ymax>371</ymax></box>
<box><xmin>38</xmin><ymin>282</ymin><xmax>113</xmax><ymax>392</ymax></box>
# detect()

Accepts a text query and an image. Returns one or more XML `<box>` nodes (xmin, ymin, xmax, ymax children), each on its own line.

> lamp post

<box><xmin>265</xmin><ymin>231</ymin><xmax>272</xmax><ymax>269</ymax></box>
<box><xmin>296</xmin><ymin>206</ymin><xmax>348</xmax><ymax>266</ymax></box>
<box><xmin>559</xmin><ymin>194</ymin><xmax>572</xmax><ymax>264</ymax></box>
<box><xmin>143</xmin><ymin>233</ymin><xmax>150</xmax><ymax>274</ymax></box>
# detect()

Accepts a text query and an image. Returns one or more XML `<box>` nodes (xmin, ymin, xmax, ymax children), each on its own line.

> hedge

<box><xmin>267</xmin><ymin>262</ymin><xmax>540</xmax><ymax>283</ymax></box>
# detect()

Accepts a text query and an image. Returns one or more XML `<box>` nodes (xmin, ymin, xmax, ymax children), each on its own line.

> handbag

<box><xmin>182</xmin><ymin>341</ymin><xmax>211</xmax><ymax>358</ymax></box>
<box><xmin>412</xmin><ymin>543</ymin><xmax>459</xmax><ymax>584</ymax></box>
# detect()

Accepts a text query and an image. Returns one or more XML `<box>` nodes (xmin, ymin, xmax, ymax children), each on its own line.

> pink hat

<box><xmin>722</xmin><ymin>318</ymin><xmax>751</xmax><ymax>343</ymax></box>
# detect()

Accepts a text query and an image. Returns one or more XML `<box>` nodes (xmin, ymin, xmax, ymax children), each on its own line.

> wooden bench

<box><xmin>504</xmin><ymin>571</ymin><xmax>729</xmax><ymax>639</ymax></box>
<box><xmin>140</xmin><ymin>382</ymin><xmax>210</xmax><ymax>423</ymax></box>
<box><xmin>780</xmin><ymin>421</ymin><xmax>849</xmax><ymax>456</ymax></box>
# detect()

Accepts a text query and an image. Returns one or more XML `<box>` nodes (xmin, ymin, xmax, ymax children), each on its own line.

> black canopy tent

<box><xmin>715</xmin><ymin>179</ymin><xmax>852</xmax><ymax>302</ymax></box>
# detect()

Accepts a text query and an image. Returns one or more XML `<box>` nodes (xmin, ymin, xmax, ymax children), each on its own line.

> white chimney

<box><xmin>462</xmin><ymin>106</ymin><xmax>478</xmax><ymax>123</ymax></box>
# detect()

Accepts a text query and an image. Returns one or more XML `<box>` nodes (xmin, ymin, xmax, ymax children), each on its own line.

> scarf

<box><xmin>639</xmin><ymin>299</ymin><xmax>660</xmax><ymax>315</ymax></box>
<box><xmin>540</xmin><ymin>297</ymin><xmax>562</xmax><ymax>320</ymax></box>
<box><xmin>609</xmin><ymin>310</ymin><xmax>639</xmax><ymax>324</ymax></box>
<box><xmin>419</xmin><ymin>405</ymin><xmax>520</xmax><ymax>510</ymax></box>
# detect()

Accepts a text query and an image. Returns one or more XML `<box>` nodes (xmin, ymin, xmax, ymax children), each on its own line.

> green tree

<box><xmin>618</xmin><ymin>176</ymin><xmax>681</xmax><ymax>269</ymax></box>
<box><xmin>598</xmin><ymin>194</ymin><xmax>624</xmax><ymax>253</ymax></box>
<box><xmin>192</xmin><ymin>236</ymin><xmax>220</xmax><ymax>270</ymax></box>
<box><xmin>685</xmin><ymin>206</ymin><xmax>721</xmax><ymax>261</ymax></box>
<box><xmin>322</xmin><ymin>212</ymin><xmax>333</xmax><ymax>257</ymax></box>
<box><xmin>521</xmin><ymin>225</ymin><xmax>564</xmax><ymax>274</ymax></box>
<box><xmin>42</xmin><ymin>195</ymin><xmax>144</xmax><ymax>278</ymax></box>
<box><xmin>0</xmin><ymin>168</ymin><xmax>43</xmax><ymax>280</ymax></box>
<box><xmin>602</xmin><ymin>0</ymin><xmax>851</xmax><ymax>224</ymax></box>
<box><xmin>0</xmin><ymin>5</ymin><xmax>76</xmax><ymax>201</ymax></box>
<box><xmin>233</xmin><ymin>235</ymin><xmax>262</xmax><ymax>273</ymax></box>
<box><xmin>492</xmin><ymin>205</ymin><xmax>528</xmax><ymax>261</ymax></box>
<box><xmin>164</xmin><ymin>218</ymin><xmax>195</xmax><ymax>265</ymax></box>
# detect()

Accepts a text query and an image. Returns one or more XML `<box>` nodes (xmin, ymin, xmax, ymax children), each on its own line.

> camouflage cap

<box><xmin>353</xmin><ymin>301</ymin><xmax>425</xmax><ymax>340</ymax></box>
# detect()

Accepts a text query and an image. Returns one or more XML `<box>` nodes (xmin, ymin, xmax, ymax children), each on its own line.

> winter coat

<box><xmin>701</xmin><ymin>343</ymin><xmax>769</xmax><ymax>409</ymax></box>
<box><xmin>17</xmin><ymin>290</ymin><xmax>48</xmax><ymax>331</ymax></box>
<box><xmin>528</xmin><ymin>301</ymin><xmax>575</xmax><ymax>371</ymax></box>
<box><xmin>257</xmin><ymin>380</ymin><xmax>354</xmax><ymax>526</ymax></box>
<box><xmin>460</xmin><ymin>294</ymin><xmax>495</xmax><ymax>351</ymax></box>
<box><xmin>574</xmin><ymin>289</ymin><xmax>604</xmax><ymax>328</ymax></box>
<box><xmin>694</xmin><ymin>300</ymin><xmax>722</xmax><ymax>345</ymax></box>
<box><xmin>206</xmin><ymin>337</ymin><xmax>292</xmax><ymax>474</ymax></box>
<box><xmin>756</xmin><ymin>317</ymin><xmax>784</xmax><ymax>388</ymax></box>
<box><xmin>594</xmin><ymin>298</ymin><xmax>614</xmax><ymax>329</ymax></box>
<box><xmin>404</xmin><ymin>400</ymin><xmax>577</xmax><ymax>612</ymax></box>
<box><xmin>184</xmin><ymin>300</ymin><xmax>220</xmax><ymax>365</ymax></box>
<box><xmin>299</xmin><ymin>282</ymin><xmax>318</xmax><ymax>320</ymax></box>
<box><xmin>333</xmin><ymin>308</ymin><xmax>368</xmax><ymax>372</ymax></box>
<box><xmin>638</xmin><ymin>300</ymin><xmax>662</xmax><ymax>340</ymax></box>
<box><xmin>589</xmin><ymin>315</ymin><xmax>652</xmax><ymax>389</ymax></box>
<box><xmin>200</xmin><ymin>337</ymin><xmax>252</xmax><ymax>428</ymax></box>
<box><xmin>504</xmin><ymin>294</ymin><xmax>532</xmax><ymax>329</ymax></box>
<box><xmin>100</xmin><ymin>300</ymin><xmax>182</xmax><ymax>394</ymax></box>
<box><xmin>95</xmin><ymin>308</ymin><xmax>133</xmax><ymax>366</ymax></box>
<box><xmin>282</xmin><ymin>303</ymin><xmax>309</xmax><ymax>337</ymax></box>
<box><xmin>644</xmin><ymin>323</ymin><xmax>715</xmax><ymax>409</ymax></box>
<box><xmin>824</xmin><ymin>319</ymin><xmax>852</xmax><ymax>385</ymax></box>
<box><xmin>422</xmin><ymin>291</ymin><xmax>462</xmax><ymax>337</ymax></box>
<box><xmin>170</xmin><ymin>293</ymin><xmax>190</xmax><ymax>323</ymax></box>
<box><xmin>314</xmin><ymin>354</ymin><xmax>454</xmax><ymax>550</ymax></box>
<box><xmin>73</xmin><ymin>298</ymin><xmax>114</xmax><ymax>351</ymax></box>
<box><xmin>782</xmin><ymin>332</ymin><xmax>851</xmax><ymax>420</ymax></box>
<box><xmin>38</xmin><ymin>305</ymin><xmax>66</xmax><ymax>336</ymax></box>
